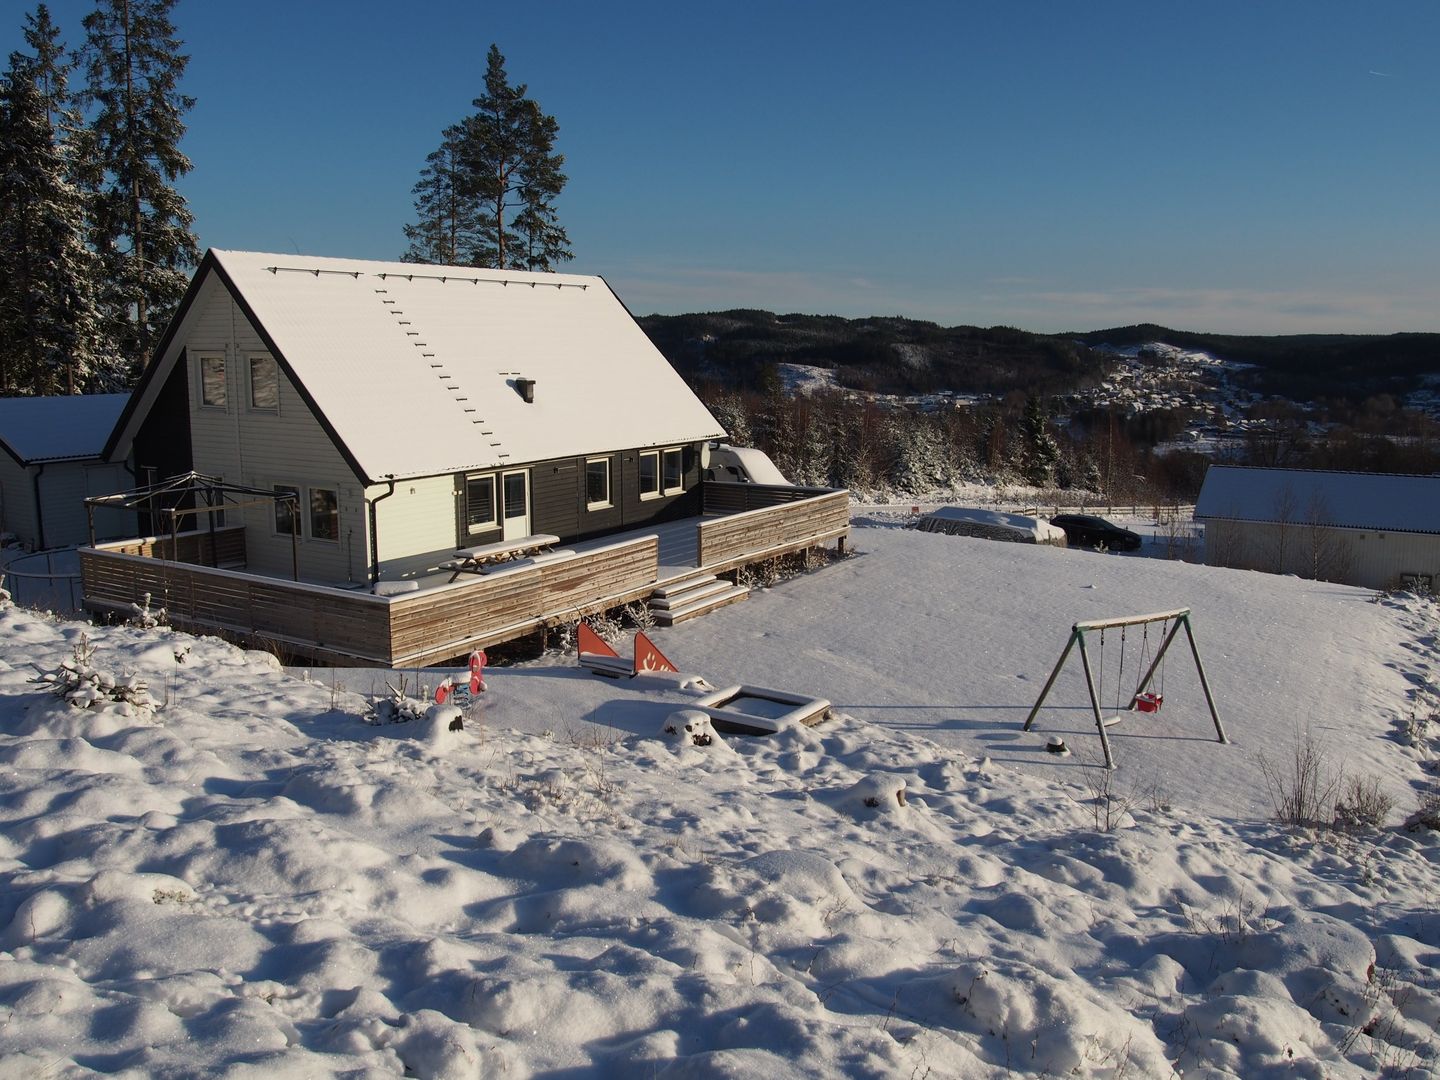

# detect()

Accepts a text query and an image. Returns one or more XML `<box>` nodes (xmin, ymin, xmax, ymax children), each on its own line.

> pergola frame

<box><xmin>1022</xmin><ymin>607</ymin><xmax>1227</xmax><ymax>769</ymax></box>
<box><xmin>84</xmin><ymin>472</ymin><xmax>301</xmax><ymax>581</ymax></box>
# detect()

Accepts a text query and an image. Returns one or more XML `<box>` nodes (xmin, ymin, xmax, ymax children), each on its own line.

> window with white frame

<box><xmin>662</xmin><ymin>447</ymin><xmax>684</xmax><ymax>495</ymax></box>
<box><xmin>585</xmin><ymin>458</ymin><xmax>611</xmax><ymax>510</ymax></box>
<box><xmin>273</xmin><ymin>485</ymin><xmax>300</xmax><ymax>536</ymax></box>
<box><xmin>309</xmin><ymin>487</ymin><xmax>338</xmax><ymax>541</ymax></box>
<box><xmin>249</xmin><ymin>354</ymin><xmax>279</xmax><ymax>411</ymax></box>
<box><xmin>199</xmin><ymin>354</ymin><xmax>226</xmax><ymax>408</ymax></box>
<box><xmin>464</xmin><ymin>473</ymin><xmax>497</xmax><ymax>533</ymax></box>
<box><xmin>638</xmin><ymin>451</ymin><xmax>660</xmax><ymax>500</ymax></box>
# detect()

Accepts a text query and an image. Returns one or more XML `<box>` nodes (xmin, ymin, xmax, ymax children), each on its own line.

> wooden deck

<box><xmin>78</xmin><ymin>484</ymin><xmax>850</xmax><ymax>666</ymax></box>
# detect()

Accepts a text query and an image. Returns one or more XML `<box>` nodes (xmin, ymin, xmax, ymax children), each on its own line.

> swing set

<box><xmin>1022</xmin><ymin>607</ymin><xmax>1227</xmax><ymax>769</ymax></box>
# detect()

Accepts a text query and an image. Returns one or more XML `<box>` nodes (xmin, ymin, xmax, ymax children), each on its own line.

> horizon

<box><xmin>5</xmin><ymin>1</ymin><xmax>1439</xmax><ymax>337</ymax></box>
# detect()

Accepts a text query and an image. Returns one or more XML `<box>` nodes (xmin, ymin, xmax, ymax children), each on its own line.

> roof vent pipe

<box><xmin>515</xmin><ymin>378</ymin><xmax>536</xmax><ymax>403</ymax></box>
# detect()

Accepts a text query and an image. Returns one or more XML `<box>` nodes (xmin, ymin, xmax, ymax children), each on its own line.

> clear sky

<box><xmin>6</xmin><ymin>1</ymin><xmax>1439</xmax><ymax>334</ymax></box>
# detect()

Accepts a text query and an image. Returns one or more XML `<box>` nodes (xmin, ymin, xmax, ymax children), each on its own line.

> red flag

<box><xmin>633</xmin><ymin>631</ymin><xmax>678</xmax><ymax>675</ymax></box>
<box><xmin>578</xmin><ymin>622</ymin><xmax>619</xmax><ymax>658</ymax></box>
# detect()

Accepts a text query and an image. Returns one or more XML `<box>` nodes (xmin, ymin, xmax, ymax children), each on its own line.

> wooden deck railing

<box><xmin>102</xmin><ymin>524</ymin><xmax>247</xmax><ymax>567</ymax></box>
<box><xmin>80</xmin><ymin>532</ymin><xmax>661</xmax><ymax>666</ymax></box>
<box><xmin>700</xmin><ymin>482</ymin><xmax>837</xmax><ymax>516</ymax></box>
<box><xmin>80</xmin><ymin>545</ymin><xmax>390</xmax><ymax>661</ymax></box>
<box><xmin>78</xmin><ymin>492</ymin><xmax>849</xmax><ymax>664</ymax></box>
<box><xmin>386</xmin><ymin>535</ymin><xmax>660</xmax><ymax>666</ymax></box>
<box><xmin>696</xmin><ymin>488</ymin><xmax>850</xmax><ymax>571</ymax></box>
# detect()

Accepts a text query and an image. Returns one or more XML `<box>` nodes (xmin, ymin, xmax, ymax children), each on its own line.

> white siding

<box><xmin>0</xmin><ymin>455</ymin><xmax>37</xmax><ymax>548</ymax></box>
<box><xmin>370</xmin><ymin>474</ymin><xmax>461</xmax><ymax>579</ymax></box>
<box><xmin>1203</xmin><ymin>519</ymin><xmax>1440</xmax><ymax>590</ymax></box>
<box><xmin>181</xmin><ymin>280</ymin><xmax>369</xmax><ymax>585</ymax></box>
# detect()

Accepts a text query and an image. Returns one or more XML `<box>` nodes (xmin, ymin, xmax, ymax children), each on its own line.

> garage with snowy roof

<box><xmin>1195</xmin><ymin>465</ymin><xmax>1440</xmax><ymax>590</ymax></box>
<box><xmin>0</xmin><ymin>394</ymin><xmax>131</xmax><ymax>551</ymax></box>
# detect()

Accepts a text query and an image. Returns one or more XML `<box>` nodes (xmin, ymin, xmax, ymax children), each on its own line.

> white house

<box><xmin>0</xmin><ymin>394</ymin><xmax>131</xmax><ymax>551</ymax></box>
<box><xmin>102</xmin><ymin>250</ymin><xmax>727</xmax><ymax>586</ymax></box>
<box><xmin>1195</xmin><ymin>465</ymin><xmax>1440</xmax><ymax>590</ymax></box>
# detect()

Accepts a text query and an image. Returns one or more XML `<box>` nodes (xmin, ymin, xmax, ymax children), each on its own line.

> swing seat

<box><xmin>1133</xmin><ymin>692</ymin><xmax>1163</xmax><ymax>713</ymax></box>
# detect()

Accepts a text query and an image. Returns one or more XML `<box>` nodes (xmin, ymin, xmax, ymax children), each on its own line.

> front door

<box><xmin>501</xmin><ymin>469</ymin><xmax>530</xmax><ymax>541</ymax></box>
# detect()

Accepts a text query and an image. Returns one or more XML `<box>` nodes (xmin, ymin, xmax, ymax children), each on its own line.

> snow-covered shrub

<box><xmin>369</xmin><ymin>678</ymin><xmax>430</xmax><ymax>725</ymax></box>
<box><xmin>661</xmin><ymin>709</ymin><xmax>720</xmax><ymax>748</ymax></box>
<box><xmin>29</xmin><ymin>633</ymin><xmax>155</xmax><ymax>719</ymax></box>
<box><xmin>1404</xmin><ymin>784</ymin><xmax>1440</xmax><ymax>832</ymax></box>
<box><xmin>839</xmin><ymin>774</ymin><xmax>908</xmax><ymax>814</ymax></box>
<box><xmin>0</xmin><ymin>570</ymin><xmax>10</xmax><ymax>608</ymax></box>
<box><xmin>1333</xmin><ymin>775</ymin><xmax>1394</xmax><ymax>831</ymax></box>
<box><xmin>128</xmin><ymin>591</ymin><xmax>167</xmax><ymax>629</ymax></box>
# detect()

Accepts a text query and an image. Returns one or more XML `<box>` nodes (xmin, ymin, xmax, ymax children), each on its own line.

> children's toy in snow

<box><xmin>577</xmin><ymin>621</ymin><xmax>630</xmax><ymax>678</ymax></box>
<box><xmin>1022</xmin><ymin>607</ymin><xmax>1226</xmax><ymax>769</ymax></box>
<box><xmin>434</xmin><ymin>649</ymin><xmax>487</xmax><ymax>705</ymax></box>
<box><xmin>634</xmin><ymin>631</ymin><xmax>678</xmax><ymax>675</ymax></box>
<box><xmin>688</xmin><ymin>684</ymin><xmax>832</xmax><ymax>736</ymax></box>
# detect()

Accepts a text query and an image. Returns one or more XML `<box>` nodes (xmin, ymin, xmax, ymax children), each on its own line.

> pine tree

<box><xmin>0</xmin><ymin>21</ymin><xmax>110</xmax><ymax>395</ymax></box>
<box><xmin>80</xmin><ymin>0</ymin><xmax>198</xmax><ymax>378</ymax></box>
<box><xmin>401</xmin><ymin>123</ymin><xmax>480</xmax><ymax>265</ymax></box>
<box><xmin>405</xmin><ymin>45</ymin><xmax>572</xmax><ymax>271</ymax></box>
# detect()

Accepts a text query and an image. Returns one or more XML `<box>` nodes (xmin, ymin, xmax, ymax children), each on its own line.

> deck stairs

<box><xmin>648</xmin><ymin>573</ymin><xmax>749</xmax><ymax>626</ymax></box>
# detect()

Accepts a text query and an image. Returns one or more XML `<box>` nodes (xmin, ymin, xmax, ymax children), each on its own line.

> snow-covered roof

<box><xmin>114</xmin><ymin>250</ymin><xmax>725</xmax><ymax>483</ymax></box>
<box><xmin>1196</xmin><ymin>465</ymin><xmax>1440</xmax><ymax>534</ymax></box>
<box><xmin>0</xmin><ymin>394</ymin><xmax>129</xmax><ymax>465</ymax></box>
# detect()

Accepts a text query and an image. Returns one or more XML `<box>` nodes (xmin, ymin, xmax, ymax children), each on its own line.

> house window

<box><xmin>586</xmin><ymin>458</ymin><xmax>611</xmax><ymax>510</ymax></box>
<box><xmin>465</xmin><ymin>473</ymin><xmax>497</xmax><ymax>533</ymax></box>
<box><xmin>309</xmin><ymin>487</ymin><xmax>338</xmax><ymax>541</ymax></box>
<box><xmin>274</xmin><ymin>485</ymin><xmax>300</xmax><ymax>536</ymax></box>
<box><xmin>639</xmin><ymin>451</ymin><xmax>660</xmax><ymax>500</ymax></box>
<box><xmin>199</xmin><ymin>355</ymin><xmax>226</xmax><ymax>408</ymax></box>
<box><xmin>249</xmin><ymin>354</ymin><xmax>279</xmax><ymax>411</ymax></box>
<box><xmin>662</xmin><ymin>447</ymin><xmax>684</xmax><ymax>495</ymax></box>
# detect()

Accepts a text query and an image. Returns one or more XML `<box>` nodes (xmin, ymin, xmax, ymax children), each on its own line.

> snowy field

<box><xmin>1</xmin><ymin>519</ymin><xmax>1438</xmax><ymax>1076</ymax></box>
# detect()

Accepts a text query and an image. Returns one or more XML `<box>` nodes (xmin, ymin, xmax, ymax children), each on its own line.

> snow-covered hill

<box><xmin>0</xmin><ymin>521</ymin><xmax>1437</xmax><ymax>1077</ymax></box>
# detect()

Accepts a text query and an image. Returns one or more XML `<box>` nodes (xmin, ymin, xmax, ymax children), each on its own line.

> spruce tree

<box><xmin>405</xmin><ymin>45</ymin><xmax>572</xmax><ymax>271</ymax></box>
<box><xmin>1021</xmin><ymin>395</ymin><xmax>1060</xmax><ymax>487</ymax></box>
<box><xmin>79</xmin><ymin>0</ymin><xmax>197</xmax><ymax>378</ymax></box>
<box><xmin>0</xmin><ymin>24</ymin><xmax>110</xmax><ymax>395</ymax></box>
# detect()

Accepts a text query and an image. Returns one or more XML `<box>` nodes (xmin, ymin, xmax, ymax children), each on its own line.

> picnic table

<box><xmin>444</xmin><ymin>534</ymin><xmax>562</xmax><ymax>580</ymax></box>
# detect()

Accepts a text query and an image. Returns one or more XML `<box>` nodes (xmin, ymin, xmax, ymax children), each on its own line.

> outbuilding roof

<box><xmin>0</xmin><ymin>394</ymin><xmax>130</xmax><ymax>465</ymax></box>
<box><xmin>1195</xmin><ymin>465</ymin><xmax>1440</xmax><ymax>534</ymax></box>
<box><xmin>109</xmin><ymin>250</ymin><xmax>724</xmax><ymax>484</ymax></box>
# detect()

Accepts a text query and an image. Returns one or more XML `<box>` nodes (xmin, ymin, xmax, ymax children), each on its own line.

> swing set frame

<box><xmin>1022</xmin><ymin>607</ymin><xmax>1227</xmax><ymax>769</ymax></box>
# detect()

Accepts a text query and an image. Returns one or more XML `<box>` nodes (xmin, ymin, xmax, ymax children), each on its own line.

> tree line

<box><xmin>697</xmin><ymin>377</ymin><xmax>1202</xmax><ymax>504</ymax></box>
<box><xmin>0</xmin><ymin>0</ymin><xmax>196</xmax><ymax>396</ymax></box>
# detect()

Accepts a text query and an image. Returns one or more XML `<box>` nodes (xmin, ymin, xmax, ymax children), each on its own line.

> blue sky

<box><xmin>6</xmin><ymin>1</ymin><xmax>1438</xmax><ymax>333</ymax></box>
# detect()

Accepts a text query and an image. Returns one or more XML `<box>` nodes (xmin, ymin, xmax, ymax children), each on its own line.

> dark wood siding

<box><xmin>526</xmin><ymin>443</ymin><xmax>703</xmax><ymax>543</ymax></box>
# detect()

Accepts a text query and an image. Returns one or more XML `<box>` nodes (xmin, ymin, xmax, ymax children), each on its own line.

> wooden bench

<box><xmin>446</xmin><ymin>534</ymin><xmax>562</xmax><ymax>580</ymax></box>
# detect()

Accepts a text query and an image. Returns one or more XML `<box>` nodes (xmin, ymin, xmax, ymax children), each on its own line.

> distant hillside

<box><xmin>1075</xmin><ymin>324</ymin><xmax>1440</xmax><ymax>401</ymax></box>
<box><xmin>637</xmin><ymin>310</ymin><xmax>1110</xmax><ymax>397</ymax></box>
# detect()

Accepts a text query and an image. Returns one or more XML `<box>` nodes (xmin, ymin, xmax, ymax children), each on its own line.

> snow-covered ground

<box><xmin>1</xmin><ymin>520</ymin><xmax>1438</xmax><ymax>1077</ymax></box>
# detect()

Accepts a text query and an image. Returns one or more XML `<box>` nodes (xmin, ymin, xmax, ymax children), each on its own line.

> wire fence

<box><xmin>0</xmin><ymin>549</ymin><xmax>84</xmax><ymax>614</ymax></box>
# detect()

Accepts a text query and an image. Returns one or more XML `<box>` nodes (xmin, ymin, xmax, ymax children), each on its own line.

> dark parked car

<box><xmin>1049</xmin><ymin>514</ymin><xmax>1143</xmax><ymax>552</ymax></box>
